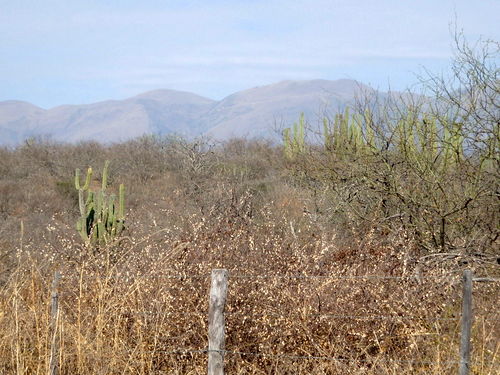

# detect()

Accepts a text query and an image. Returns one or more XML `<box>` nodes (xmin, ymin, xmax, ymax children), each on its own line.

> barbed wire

<box><xmin>58</xmin><ymin>273</ymin><xmax>466</xmax><ymax>282</ymax></box>
<box><xmin>147</xmin><ymin>348</ymin><xmax>461</xmax><ymax>365</ymax></box>
<box><xmin>226</xmin><ymin>312</ymin><xmax>461</xmax><ymax>321</ymax></box>
<box><xmin>60</xmin><ymin>273</ymin><xmax>211</xmax><ymax>280</ymax></box>
<box><xmin>230</xmin><ymin>274</ymin><xmax>410</xmax><ymax>279</ymax></box>
<box><xmin>473</xmin><ymin>277</ymin><xmax>500</xmax><ymax>283</ymax></box>
<box><xmin>57</xmin><ymin>307</ymin><xmax>500</xmax><ymax>322</ymax></box>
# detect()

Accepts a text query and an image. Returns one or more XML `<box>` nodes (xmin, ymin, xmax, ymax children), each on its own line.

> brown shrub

<box><xmin>0</xmin><ymin>137</ymin><xmax>497</xmax><ymax>374</ymax></box>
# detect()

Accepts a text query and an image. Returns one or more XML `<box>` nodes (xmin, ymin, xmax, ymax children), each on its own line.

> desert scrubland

<box><xmin>0</xmin><ymin>38</ymin><xmax>498</xmax><ymax>374</ymax></box>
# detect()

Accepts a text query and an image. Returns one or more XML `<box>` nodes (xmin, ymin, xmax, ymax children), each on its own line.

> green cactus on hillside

<box><xmin>283</xmin><ymin>113</ymin><xmax>306</xmax><ymax>159</ymax></box>
<box><xmin>322</xmin><ymin>107</ymin><xmax>375</xmax><ymax>157</ymax></box>
<box><xmin>75</xmin><ymin>160</ymin><xmax>125</xmax><ymax>246</ymax></box>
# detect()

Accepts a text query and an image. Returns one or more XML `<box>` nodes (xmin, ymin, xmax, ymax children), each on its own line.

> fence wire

<box><xmin>64</xmin><ymin>308</ymin><xmax>500</xmax><ymax>322</ymax></box>
<box><xmin>227</xmin><ymin>312</ymin><xmax>461</xmax><ymax>321</ymax></box>
<box><xmin>148</xmin><ymin>348</ymin><xmax>461</xmax><ymax>366</ymax></box>
<box><xmin>47</xmin><ymin>269</ymin><xmax>499</xmax><ymax>370</ymax></box>
<box><xmin>60</xmin><ymin>272</ymin><xmax>466</xmax><ymax>282</ymax></box>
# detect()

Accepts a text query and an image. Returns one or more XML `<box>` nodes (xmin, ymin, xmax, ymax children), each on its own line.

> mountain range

<box><xmin>0</xmin><ymin>79</ymin><xmax>376</xmax><ymax>145</ymax></box>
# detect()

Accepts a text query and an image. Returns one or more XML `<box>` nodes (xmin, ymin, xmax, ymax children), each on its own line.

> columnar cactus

<box><xmin>75</xmin><ymin>160</ymin><xmax>125</xmax><ymax>246</ymax></box>
<box><xmin>283</xmin><ymin>113</ymin><xmax>306</xmax><ymax>159</ymax></box>
<box><xmin>323</xmin><ymin>107</ymin><xmax>374</xmax><ymax>157</ymax></box>
<box><xmin>392</xmin><ymin>111</ymin><xmax>466</xmax><ymax>174</ymax></box>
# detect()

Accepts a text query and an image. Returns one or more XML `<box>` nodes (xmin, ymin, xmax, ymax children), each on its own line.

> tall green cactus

<box><xmin>395</xmin><ymin>110</ymin><xmax>418</xmax><ymax>159</ymax></box>
<box><xmin>392</xmin><ymin>111</ymin><xmax>465</xmax><ymax>174</ymax></box>
<box><xmin>323</xmin><ymin>107</ymin><xmax>374</xmax><ymax>157</ymax></box>
<box><xmin>283</xmin><ymin>113</ymin><xmax>306</xmax><ymax>159</ymax></box>
<box><xmin>75</xmin><ymin>160</ymin><xmax>125</xmax><ymax>246</ymax></box>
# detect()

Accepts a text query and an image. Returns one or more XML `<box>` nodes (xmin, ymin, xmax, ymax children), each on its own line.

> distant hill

<box><xmin>0</xmin><ymin>79</ymin><xmax>375</xmax><ymax>145</ymax></box>
<box><xmin>0</xmin><ymin>101</ymin><xmax>45</xmax><ymax>145</ymax></box>
<box><xmin>203</xmin><ymin>79</ymin><xmax>372</xmax><ymax>139</ymax></box>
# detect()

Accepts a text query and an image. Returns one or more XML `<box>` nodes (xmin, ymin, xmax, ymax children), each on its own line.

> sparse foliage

<box><xmin>0</xmin><ymin>34</ymin><xmax>497</xmax><ymax>374</ymax></box>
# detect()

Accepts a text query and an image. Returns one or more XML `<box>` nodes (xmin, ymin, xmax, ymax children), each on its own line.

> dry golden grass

<box><xmin>0</xmin><ymin>138</ymin><xmax>498</xmax><ymax>374</ymax></box>
<box><xmin>1</xmin><ymin>211</ymin><xmax>498</xmax><ymax>374</ymax></box>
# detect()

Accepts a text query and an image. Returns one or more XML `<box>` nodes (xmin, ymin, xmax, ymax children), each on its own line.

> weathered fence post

<box><xmin>49</xmin><ymin>271</ymin><xmax>61</xmax><ymax>375</ymax></box>
<box><xmin>459</xmin><ymin>269</ymin><xmax>473</xmax><ymax>375</ymax></box>
<box><xmin>208</xmin><ymin>269</ymin><xmax>228</xmax><ymax>375</ymax></box>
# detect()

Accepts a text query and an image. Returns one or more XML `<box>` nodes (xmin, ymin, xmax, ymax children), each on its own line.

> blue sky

<box><xmin>1</xmin><ymin>0</ymin><xmax>498</xmax><ymax>108</ymax></box>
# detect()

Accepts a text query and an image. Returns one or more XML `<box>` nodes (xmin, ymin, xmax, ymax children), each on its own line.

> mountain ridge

<box><xmin>0</xmin><ymin>79</ymin><xmax>376</xmax><ymax>145</ymax></box>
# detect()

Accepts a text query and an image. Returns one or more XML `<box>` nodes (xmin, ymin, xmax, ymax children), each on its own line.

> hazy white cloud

<box><xmin>0</xmin><ymin>0</ymin><xmax>498</xmax><ymax>107</ymax></box>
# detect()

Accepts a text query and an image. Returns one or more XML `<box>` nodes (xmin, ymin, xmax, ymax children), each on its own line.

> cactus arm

<box><xmin>83</xmin><ymin>168</ymin><xmax>92</xmax><ymax>190</ymax></box>
<box><xmin>75</xmin><ymin>166</ymin><xmax>93</xmax><ymax>243</ymax></box>
<box><xmin>75</xmin><ymin>167</ymin><xmax>92</xmax><ymax>190</ymax></box>
<box><xmin>283</xmin><ymin>128</ymin><xmax>292</xmax><ymax>159</ymax></box>
<box><xmin>283</xmin><ymin>114</ymin><xmax>306</xmax><ymax>159</ymax></box>
<box><xmin>101</xmin><ymin>161</ymin><xmax>109</xmax><ymax>191</ymax></box>
<box><xmin>297</xmin><ymin>113</ymin><xmax>305</xmax><ymax>153</ymax></box>
<box><xmin>106</xmin><ymin>195</ymin><xmax>115</xmax><ymax>228</ymax></box>
<box><xmin>118</xmin><ymin>184</ymin><xmax>125</xmax><ymax>220</ymax></box>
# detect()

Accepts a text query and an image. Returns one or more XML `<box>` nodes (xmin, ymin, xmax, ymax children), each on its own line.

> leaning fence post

<box><xmin>208</xmin><ymin>269</ymin><xmax>228</xmax><ymax>375</ymax></box>
<box><xmin>459</xmin><ymin>269</ymin><xmax>473</xmax><ymax>375</ymax></box>
<box><xmin>49</xmin><ymin>271</ymin><xmax>61</xmax><ymax>375</ymax></box>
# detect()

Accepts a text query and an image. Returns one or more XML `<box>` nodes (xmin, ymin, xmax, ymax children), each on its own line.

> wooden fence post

<box><xmin>208</xmin><ymin>269</ymin><xmax>228</xmax><ymax>375</ymax></box>
<box><xmin>459</xmin><ymin>269</ymin><xmax>473</xmax><ymax>375</ymax></box>
<box><xmin>49</xmin><ymin>271</ymin><xmax>61</xmax><ymax>375</ymax></box>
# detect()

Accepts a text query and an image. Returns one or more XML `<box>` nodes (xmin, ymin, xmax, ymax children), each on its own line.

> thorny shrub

<box><xmin>0</xmin><ymin>135</ymin><xmax>498</xmax><ymax>374</ymax></box>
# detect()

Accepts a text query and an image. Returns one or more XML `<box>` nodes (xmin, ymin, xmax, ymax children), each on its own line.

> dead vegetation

<box><xmin>0</xmin><ymin>35</ymin><xmax>498</xmax><ymax>374</ymax></box>
<box><xmin>0</xmin><ymin>133</ymin><xmax>498</xmax><ymax>374</ymax></box>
